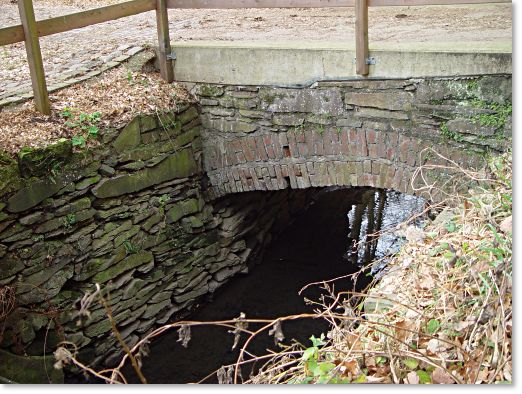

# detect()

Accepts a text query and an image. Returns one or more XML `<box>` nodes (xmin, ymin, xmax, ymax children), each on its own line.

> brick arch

<box><xmin>201</xmin><ymin>126</ymin><xmax>480</xmax><ymax>202</ymax></box>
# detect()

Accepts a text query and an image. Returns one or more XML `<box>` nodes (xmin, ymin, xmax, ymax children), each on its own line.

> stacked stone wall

<box><xmin>0</xmin><ymin>104</ymin><xmax>316</xmax><ymax>369</ymax></box>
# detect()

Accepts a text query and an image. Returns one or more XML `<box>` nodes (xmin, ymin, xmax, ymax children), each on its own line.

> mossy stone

<box><xmin>198</xmin><ymin>85</ymin><xmax>225</xmax><ymax>97</ymax></box>
<box><xmin>17</xmin><ymin>138</ymin><xmax>72</xmax><ymax>179</ymax></box>
<box><xmin>92</xmin><ymin>148</ymin><xmax>199</xmax><ymax>198</ymax></box>
<box><xmin>92</xmin><ymin>251</ymin><xmax>154</xmax><ymax>284</ymax></box>
<box><xmin>0</xmin><ymin>152</ymin><xmax>21</xmax><ymax>198</ymax></box>
<box><xmin>166</xmin><ymin>198</ymin><xmax>201</xmax><ymax>223</ymax></box>
<box><xmin>177</xmin><ymin>107</ymin><xmax>199</xmax><ymax>125</ymax></box>
<box><xmin>75</xmin><ymin>175</ymin><xmax>101</xmax><ymax>190</ymax></box>
<box><xmin>0</xmin><ymin>349</ymin><xmax>63</xmax><ymax>383</ymax></box>
<box><xmin>113</xmin><ymin>117</ymin><xmax>141</xmax><ymax>153</ymax></box>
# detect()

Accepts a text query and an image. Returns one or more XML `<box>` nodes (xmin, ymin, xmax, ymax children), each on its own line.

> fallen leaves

<box><xmin>0</xmin><ymin>65</ymin><xmax>192</xmax><ymax>156</ymax></box>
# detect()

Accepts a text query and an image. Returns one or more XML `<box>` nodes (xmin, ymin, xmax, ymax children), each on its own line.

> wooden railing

<box><xmin>0</xmin><ymin>0</ymin><xmax>510</xmax><ymax>114</ymax></box>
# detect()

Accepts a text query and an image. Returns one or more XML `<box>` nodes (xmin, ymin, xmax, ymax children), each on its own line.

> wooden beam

<box><xmin>355</xmin><ymin>0</ymin><xmax>369</xmax><ymax>76</ymax></box>
<box><xmin>18</xmin><ymin>0</ymin><xmax>50</xmax><ymax>115</ymax></box>
<box><xmin>1</xmin><ymin>0</ymin><xmax>155</xmax><ymax>46</ymax></box>
<box><xmin>156</xmin><ymin>0</ymin><xmax>175</xmax><ymax>82</ymax></box>
<box><xmin>0</xmin><ymin>0</ymin><xmax>511</xmax><ymax>46</ymax></box>
<box><xmin>166</xmin><ymin>0</ymin><xmax>510</xmax><ymax>8</ymax></box>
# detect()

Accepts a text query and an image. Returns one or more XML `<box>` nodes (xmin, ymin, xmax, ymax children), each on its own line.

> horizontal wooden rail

<box><xmin>0</xmin><ymin>0</ymin><xmax>510</xmax><ymax>46</ymax></box>
<box><xmin>0</xmin><ymin>0</ymin><xmax>155</xmax><ymax>46</ymax></box>
<box><xmin>166</xmin><ymin>0</ymin><xmax>509</xmax><ymax>9</ymax></box>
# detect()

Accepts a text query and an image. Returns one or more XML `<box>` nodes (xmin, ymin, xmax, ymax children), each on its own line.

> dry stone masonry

<box><xmin>191</xmin><ymin>75</ymin><xmax>511</xmax><ymax>201</ymax></box>
<box><xmin>0</xmin><ymin>74</ymin><xmax>511</xmax><ymax>380</ymax></box>
<box><xmin>0</xmin><ymin>104</ymin><xmax>317</xmax><ymax>375</ymax></box>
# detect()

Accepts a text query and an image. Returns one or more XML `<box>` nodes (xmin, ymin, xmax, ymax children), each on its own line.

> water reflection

<box><xmin>346</xmin><ymin>189</ymin><xmax>425</xmax><ymax>268</ymax></box>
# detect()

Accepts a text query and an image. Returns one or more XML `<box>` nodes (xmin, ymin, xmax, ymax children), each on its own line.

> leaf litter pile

<box><xmin>0</xmin><ymin>59</ymin><xmax>192</xmax><ymax>156</ymax></box>
<box><xmin>245</xmin><ymin>153</ymin><xmax>512</xmax><ymax>384</ymax></box>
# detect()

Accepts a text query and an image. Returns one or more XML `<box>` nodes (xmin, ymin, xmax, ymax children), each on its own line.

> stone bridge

<box><xmin>0</xmin><ymin>42</ymin><xmax>512</xmax><ymax>377</ymax></box>
<box><xmin>173</xmin><ymin>43</ymin><xmax>511</xmax><ymax>202</ymax></box>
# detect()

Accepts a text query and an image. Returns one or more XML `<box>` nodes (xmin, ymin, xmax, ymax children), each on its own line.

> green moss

<box><xmin>0</xmin><ymin>152</ymin><xmax>21</xmax><ymax>198</ymax></box>
<box><xmin>0</xmin><ymin>349</ymin><xmax>63</xmax><ymax>383</ymax></box>
<box><xmin>18</xmin><ymin>138</ymin><xmax>72</xmax><ymax>179</ymax></box>
<box><xmin>440</xmin><ymin>122</ymin><xmax>463</xmax><ymax>142</ymax></box>
<box><xmin>470</xmin><ymin>100</ymin><xmax>512</xmax><ymax>131</ymax></box>
<box><xmin>198</xmin><ymin>85</ymin><xmax>225</xmax><ymax>97</ymax></box>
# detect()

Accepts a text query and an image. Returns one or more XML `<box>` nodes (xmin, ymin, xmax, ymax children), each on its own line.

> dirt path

<box><xmin>0</xmin><ymin>0</ymin><xmax>512</xmax><ymax>105</ymax></box>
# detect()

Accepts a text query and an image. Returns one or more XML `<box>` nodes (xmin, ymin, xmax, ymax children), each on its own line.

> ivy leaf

<box><xmin>404</xmin><ymin>358</ymin><xmax>419</xmax><ymax>370</ymax></box>
<box><xmin>303</xmin><ymin>347</ymin><xmax>316</xmax><ymax>361</ymax></box>
<box><xmin>72</xmin><ymin>135</ymin><xmax>86</xmax><ymax>147</ymax></box>
<box><xmin>427</xmin><ymin>319</ymin><xmax>441</xmax><ymax>334</ymax></box>
<box><xmin>310</xmin><ymin>334</ymin><xmax>326</xmax><ymax>348</ymax></box>
<box><xmin>416</xmin><ymin>370</ymin><xmax>432</xmax><ymax>384</ymax></box>
<box><xmin>312</xmin><ymin>362</ymin><xmax>335</xmax><ymax>377</ymax></box>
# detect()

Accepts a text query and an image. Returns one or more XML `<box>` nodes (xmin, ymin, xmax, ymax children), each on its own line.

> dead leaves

<box><xmin>0</xmin><ymin>66</ymin><xmax>191</xmax><ymax>156</ymax></box>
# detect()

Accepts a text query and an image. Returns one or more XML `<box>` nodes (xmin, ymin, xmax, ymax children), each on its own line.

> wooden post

<box><xmin>18</xmin><ymin>0</ymin><xmax>50</xmax><ymax>114</ymax></box>
<box><xmin>355</xmin><ymin>0</ymin><xmax>369</xmax><ymax>76</ymax></box>
<box><xmin>156</xmin><ymin>0</ymin><xmax>174</xmax><ymax>82</ymax></box>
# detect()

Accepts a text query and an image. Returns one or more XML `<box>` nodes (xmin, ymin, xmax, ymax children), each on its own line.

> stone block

<box><xmin>113</xmin><ymin>118</ymin><xmax>141</xmax><ymax>153</ymax></box>
<box><xmin>260</xmin><ymin>88</ymin><xmax>343</xmax><ymax>116</ymax></box>
<box><xmin>272</xmin><ymin>114</ymin><xmax>304</xmax><ymax>126</ymax></box>
<box><xmin>92</xmin><ymin>149</ymin><xmax>199</xmax><ymax>198</ymax></box>
<box><xmin>92</xmin><ymin>251</ymin><xmax>154</xmax><ymax>284</ymax></box>
<box><xmin>345</xmin><ymin>91</ymin><xmax>413</xmax><ymax>111</ymax></box>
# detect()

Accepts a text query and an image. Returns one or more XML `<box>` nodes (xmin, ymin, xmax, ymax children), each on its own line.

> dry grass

<box><xmin>0</xmin><ymin>62</ymin><xmax>192</xmax><ymax>156</ymax></box>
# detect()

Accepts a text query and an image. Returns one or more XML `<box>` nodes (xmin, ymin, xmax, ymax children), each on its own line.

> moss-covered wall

<box><xmin>0</xmin><ymin>104</ymin><xmax>313</xmax><ymax>379</ymax></box>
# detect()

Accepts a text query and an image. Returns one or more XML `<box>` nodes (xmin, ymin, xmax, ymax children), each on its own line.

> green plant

<box><xmin>123</xmin><ymin>240</ymin><xmax>139</xmax><ymax>255</ymax></box>
<box><xmin>63</xmin><ymin>213</ymin><xmax>77</xmax><ymax>229</ymax></box>
<box><xmin>315</xmin><ymin>124</ymin><xmax>325</xmax><ymax>135</ymax></box>
<box><xmin>440</xmin><ymin>122</ymin><xmax>463</xmax><ymax>142</ymax></box>
<box><xmin>291</xmin><ymin>334</ymin><xmax>349</xmax><ymax>384</ymax></box>
<box><xmin>60</xmin><ymin>108</ymin><xmax>102</xmax><ymax>148</ymax></box>
<box><xmin>470</xmin><ymin>100</ymin><xmax>512</xmax><ymax>132</ymax></box>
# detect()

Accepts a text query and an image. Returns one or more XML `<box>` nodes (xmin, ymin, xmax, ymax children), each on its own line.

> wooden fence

<box><xmin>0</xmin><ymin>0</ymin><xmax>511</xmax><ymax>114</ymax></box>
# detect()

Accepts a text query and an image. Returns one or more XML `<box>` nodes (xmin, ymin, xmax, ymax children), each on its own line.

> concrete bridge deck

<box><xmin>173</xmin><ymin>40</ymin><xmax>512</xmax><ymax>86</ymax></box>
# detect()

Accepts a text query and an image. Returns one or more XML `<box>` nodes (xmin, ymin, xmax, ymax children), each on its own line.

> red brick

<box><xmin>236</xmin><ymin>151</ymin><xmax>247</xmax><ymax>164</ymax></box>
<box><xmin>295</xmin><ymin>131</ymin><xmax>306</xmax><ymax>143</ymax></box>
<box><xmin>399</xmin><ymin>137</ymin><xmax>410</xmax><ymax>163</ymax></box>
<box><xmin>349</xmin><ymin>128</ymin><xmax>357</xmax><ymax>143</ymax></box>
<box><xmin>368</xmin><ymin>144</ymin><xmax>378</xmax><ymax>159</ymax></box>
<box><xmin>366</xmin><ymin>129</ymin><xmax>376</xmax><ymax>144</ymax></box>
<box><xmin>305</xmin><ymin>129</ymin><xmax>316</xmax><ymax>156</ymax></box>
<box><xmin>266</xmin><ymin>144</ymin><xmax>276</xmax><ymax>159</ymax></box>
<box><xmin>226</xmin><ymin>150</ymin><xmax>237</xmax><ymax>166</ymax></box>
<box><xmin>386</xmin><ymin>147</ymin><xmax>395</xmax><ymax>161</ymax></box>
<box><xmin>322</xmin><ymin>130</ymin><xmax>333</xmax><ymax>156</ymax></box>
<box><xmin>287</xmin><ymin>132</ymin><xmax>298</xmax><ymax>158</ymax></box>
<box><xmin>357</xmin><ymin>131</ymin><xmax>368</xmax><ymax>157</ymax></box>
<box><xmin>255</xmin><ymin>136</ymin><xmax>268</xmax><ymax>160</ymax></box>
<box><xmin>314</xmin><ymin>131</ymin><xmax>325</xmax><ymax>156</ymax></box>
<box><xmin>329</xmin><ymin>129</ymin><xmax>340</xmax><ymax>155</ymax></box>
<box><xmin>272</xmin><ymin>134</ymin><xmax>284</xmax><ymax>159</ymax></box>
<box><xmin>340</xmin><ymin>128</ymin><xmax>350</xmax><ymax>155</ymax></box>
<box><xmin>298</xmin><ymin>142</ymin><xmax>309</xmax><ymax>157</ymax></box>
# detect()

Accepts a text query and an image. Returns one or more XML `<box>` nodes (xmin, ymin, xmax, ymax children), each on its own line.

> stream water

<box><xmin>69</xmin><ymin>186</ymin><xmax>425</xmax><ymax>384</ymax></box>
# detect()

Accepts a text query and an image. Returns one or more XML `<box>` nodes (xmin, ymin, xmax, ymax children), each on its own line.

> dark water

<box><xmin>69</xmin><ymin>187</ymin><xmax>424</xmax><ymax>384</ymax></box>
